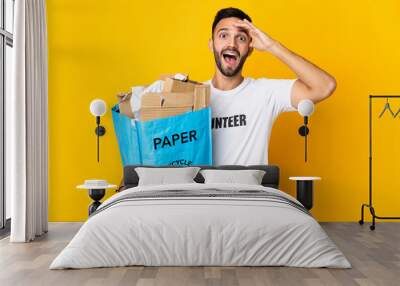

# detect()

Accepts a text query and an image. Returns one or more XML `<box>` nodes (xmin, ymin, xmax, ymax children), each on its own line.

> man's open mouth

<box><xmin>222</xmin><ymin>50</ymin><xmax>239</xmax><ymax>66</ymax></box>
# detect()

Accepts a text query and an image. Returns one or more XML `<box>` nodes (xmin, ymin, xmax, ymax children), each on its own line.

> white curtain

<box><xmin>8</xmin><ymin>0</ymin><xmax>48</xmax><ymax>242</ymax></box>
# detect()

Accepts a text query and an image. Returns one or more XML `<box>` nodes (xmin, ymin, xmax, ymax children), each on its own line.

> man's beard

<box><xmin>213</xmin><ymin>46</ymin><xmax>249</xmax><ymax>77</ymax></box>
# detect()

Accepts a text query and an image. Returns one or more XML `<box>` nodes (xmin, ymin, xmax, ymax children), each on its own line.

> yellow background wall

<box><xmin>46</xmin><ymin>0</ymin><xmax>400</xmax><ymax>222</ymax></box>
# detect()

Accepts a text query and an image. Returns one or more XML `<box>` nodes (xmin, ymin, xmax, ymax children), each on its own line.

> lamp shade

<box><xmin>90</xmin><ymin>99</ymin><xmax>107</xmax><ymax>116</ymax></box>
<box><xmin>298</xmin><ymin>99</ymin><xmax>314</xmax><ymax>117</ymax></box>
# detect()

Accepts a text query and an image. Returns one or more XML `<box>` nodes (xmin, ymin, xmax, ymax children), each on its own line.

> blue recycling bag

<box><xmin>111</xmin><ymin>105</ymin><xmax>141</xmax><ymax>166</ymax></box>
<box><xmin>137</xmin><ymin>107</ymin><xmax>212</xmax><ymax>166</ymax></box>
<box><xmin>112</xmin><ymin>105</ymin><xmax>212</xmax><ymax>167</ymax></box>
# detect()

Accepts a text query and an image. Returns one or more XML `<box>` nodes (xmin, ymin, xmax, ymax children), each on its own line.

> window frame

<box><xmin>0</xmin><ymin>0</ymin><xmax>14</xmax><ymax>232</ymax></box>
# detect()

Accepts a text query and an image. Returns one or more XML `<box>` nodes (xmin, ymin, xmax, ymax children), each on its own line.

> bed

<box><xmin>50</xmin><ymin>165</ymin><xmax>351</xmax><ymax>269</ymax></box>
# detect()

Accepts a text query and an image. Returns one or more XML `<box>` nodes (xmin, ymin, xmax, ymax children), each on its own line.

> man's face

<box><xmin>209</xmin><ymin>17</ymin><xmax>253</xmax><ymax>77</ymax></box>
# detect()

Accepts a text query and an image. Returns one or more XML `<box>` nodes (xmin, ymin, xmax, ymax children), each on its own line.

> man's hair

<box><xmin>212</xmin><ymin>7</ymin><xmax>252</xmax><ymax>36</ymax></box>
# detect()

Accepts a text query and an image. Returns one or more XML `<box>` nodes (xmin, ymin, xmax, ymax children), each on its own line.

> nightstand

<box><xmin>77</xmin><ymin>180</ymin><xmax>117</xmax><ymax>216</ymax></box>
<box><xmin>289</xmin><ymin>176</ymin><xmax>321</xmax><ymax>210</ymax></box>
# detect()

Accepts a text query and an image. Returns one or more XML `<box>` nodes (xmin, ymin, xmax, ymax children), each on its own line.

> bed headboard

<box><xmin>122</xmin><ymin>165</ymin><xmax>280</xmax><ymax>190</ymax></box>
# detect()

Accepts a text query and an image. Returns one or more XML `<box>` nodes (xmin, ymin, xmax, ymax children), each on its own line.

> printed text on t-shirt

<box><xmin>211</xmin><ymin>114</ymin><xmax>247</xmax><ymax>129</ymax></box>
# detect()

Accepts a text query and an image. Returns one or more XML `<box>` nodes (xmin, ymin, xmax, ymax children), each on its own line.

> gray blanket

<box><xmin>91</xmin><ymin>188</ymin><xmax>310</xmax><ymax>218</ymax></box>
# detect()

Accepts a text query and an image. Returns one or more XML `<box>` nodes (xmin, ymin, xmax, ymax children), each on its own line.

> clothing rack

<box><xmin>359</xmin><ymin>95</ymin><xmax>400</xmax><ymax>230</ymax></box>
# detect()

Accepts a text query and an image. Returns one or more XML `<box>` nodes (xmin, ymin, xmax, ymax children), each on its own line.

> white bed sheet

<box><xmin>50</xmin><ymin>183</ymin><xmax>351</xmax><ymax>269</ymax></box>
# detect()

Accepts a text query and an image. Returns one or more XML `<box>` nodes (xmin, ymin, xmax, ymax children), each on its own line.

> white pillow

<box><xmin>135</xmin><ymin>167</ymin><xmax>200</xmax><ymax>186</ymax></box>
<box><xmin>200</xmin><ymin>169</ymin><xmax>266</xmax><ymax>185</ymax></box>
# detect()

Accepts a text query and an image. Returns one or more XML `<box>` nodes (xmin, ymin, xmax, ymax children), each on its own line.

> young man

<box><xmin>206</xmin><ymin>7</ymin><xmax>336</xmax><ymax>165</ymax></box>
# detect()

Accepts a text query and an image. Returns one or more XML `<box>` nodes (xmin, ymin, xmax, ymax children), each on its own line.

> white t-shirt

<box><xmin>204</xmin><ymin>77</ymin><xmax>297</xmax><ymax>165</ymax></box>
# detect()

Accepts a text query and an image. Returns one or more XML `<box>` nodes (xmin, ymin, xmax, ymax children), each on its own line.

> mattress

<box><xmin>50</xmin><ymin>183</ymin><xmax>351</xmax><ymax>269</ymax></box>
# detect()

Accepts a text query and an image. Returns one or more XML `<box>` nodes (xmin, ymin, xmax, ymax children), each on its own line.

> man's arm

<box><xmin>234</xmin><ymin>19</ymin><xmax>336</xmax><ymax>109</ymax></box>
<box><xmin>268</xmin><ymin>41</ymin><xmax>336</xmax><ymax>108</ymax></box>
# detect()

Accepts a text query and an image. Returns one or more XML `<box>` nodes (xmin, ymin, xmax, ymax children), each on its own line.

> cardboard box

<box><xmin>140</xmin><ymin>107</ymin><xmax>193</xmax><ymax>121</ymax></box>
<box><xmin>116</xmin><ymin>74</ymin><xmax>210</xmax><ymax>121</ymax></box>
<box><xmin>140</xmin><ymin>91</ymin><xmax>195</xmax><ymax>121</ymax></box>
<box><xmin>161</xmin><ymin>76</ymin><xmax>210</xmax><ymax>111</ymax></box>
<box><xmin>139</xmin><ymin>88</ymin><xmax>210</xmax><ymax>121</ymax></box>
<box><xmin>163</xmin><ymin>77</ymin><xmax>196</xmax><ymax>93</ymax></box>
<box><xmin>141</xmin><ymin>92</ymin><xmax>194</xmax><ymax>108</ymax></box>
<box><xmin>116</xmin><ymin>92</ymin><xmax>135</xmax><ymax>118</ymax></box>
<box><xmin>163</xmin><ymin>92</ymin><xmax>194</xmax><ymax>107</ymax></box>
<box><xmin>162</xmin><ymin>77</ymin><xmax>205</xmax><ymax>92</ymax></box>
<box><xmin>193</xmin><ymin>85</ymin><xmax>210</xmax><ymax>111</ymax></box>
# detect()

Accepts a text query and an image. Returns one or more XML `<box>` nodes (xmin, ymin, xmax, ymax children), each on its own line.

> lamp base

<box><xmin>298</xmin><ymin>126</ymin><xmax>309</xmax><ymax>136</ymax></box>
<box><xmin>95</xmin><ymin>126</ymin><xmax>106</xmax><ymax>136</ymax></box>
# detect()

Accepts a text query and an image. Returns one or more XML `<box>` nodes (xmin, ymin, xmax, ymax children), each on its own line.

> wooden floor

<box><xmin>0</xmin><ymin>222</ymin><xmax>399</xmax><ymax>286</ymax></box>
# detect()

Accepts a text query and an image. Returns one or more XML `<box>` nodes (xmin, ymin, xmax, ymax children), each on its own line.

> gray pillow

<box><xmin>135</xmin><ymin>167</ymin><xmax>201</xmax><ymax>186</ymax></box>
<box><xmin>200</xmin><ymin>169</ymin><xmax>266</xmax><ymax>185</ymax></box>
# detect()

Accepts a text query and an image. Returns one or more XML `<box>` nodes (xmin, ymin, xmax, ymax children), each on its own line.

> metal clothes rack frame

<box><xmin>359</xmin><ymin>95</ymin><xmax>400</xmax><ymax>230</ymax></box>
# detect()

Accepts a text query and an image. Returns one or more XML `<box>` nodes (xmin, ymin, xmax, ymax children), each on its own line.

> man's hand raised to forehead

<box><xmin>233</xmin><ymin>19</ymin><xmax>277</xmax><ymax>52</ymax></box>
<box><xmin>233</xmin><ymin>17</ymin><xmax>337</xmax><ymax>109</ymax></box>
